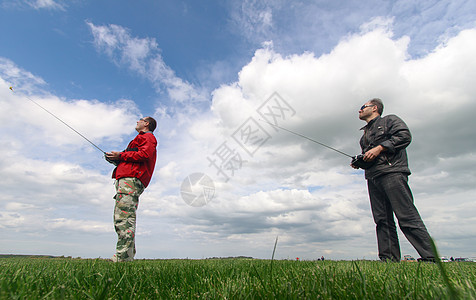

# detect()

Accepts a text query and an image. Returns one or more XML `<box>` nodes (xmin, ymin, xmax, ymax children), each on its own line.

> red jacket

<box><xmin>112</xmin><ymin>131</ymin><xmax>157</xmax><ymax>188</ymax></box>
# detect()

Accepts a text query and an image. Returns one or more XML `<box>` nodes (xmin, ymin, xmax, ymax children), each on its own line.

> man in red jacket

<box><xmin>105</xmin><ymin>117</ymin><xmax>157</xmax><ymax>262</ymax></box>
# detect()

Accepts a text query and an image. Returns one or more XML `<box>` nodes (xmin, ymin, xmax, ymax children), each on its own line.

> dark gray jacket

<box><xmin>360</xmin><ymin>115</ymin><xmax>411</xmax><ymax>179</ymax></box>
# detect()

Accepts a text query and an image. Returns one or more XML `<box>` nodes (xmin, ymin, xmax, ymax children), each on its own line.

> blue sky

<box><xmin>3</xmin><ymin>1</ymin><xmax>473</xmax><ymax>110</ymax></box>
<box><xmin>1</xmin><ymin>0</ymin><xmax>475</xmax><ymax>260</ymax></box>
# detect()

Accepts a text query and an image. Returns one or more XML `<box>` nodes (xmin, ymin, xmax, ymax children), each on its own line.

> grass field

<box><xmin>0</xmin><ymin>257</ymin><xmax>474</xmax><ymax>299</ymax></box>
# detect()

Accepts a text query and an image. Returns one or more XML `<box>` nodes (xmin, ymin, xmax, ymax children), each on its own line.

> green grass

<box><xmin>0</xmin><ymin>257</ymin><xmax>474</xmax><ymax>299</ymax></box>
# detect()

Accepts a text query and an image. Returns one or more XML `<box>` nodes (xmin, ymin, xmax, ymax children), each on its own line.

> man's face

<box><xmin>358</xmin><ymin>102</ymin><xmax>376</xmax><ymax>120</ymax></box>
<box><xmin>135</xmin><ymin>118</ymin><xmax>149</xmax><ymax>132</ymax></box>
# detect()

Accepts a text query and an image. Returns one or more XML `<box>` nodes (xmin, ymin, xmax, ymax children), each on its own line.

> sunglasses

<box><xmin>360</xmin><ymin>104</ymin><xmax>376</xmax><ymax>110</ymax></box>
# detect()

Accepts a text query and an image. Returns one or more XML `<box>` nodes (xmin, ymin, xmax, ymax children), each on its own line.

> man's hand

<box><xmin>363</xmin><ymin>145</ymin><xmax>385</xmax><ymax>162</ymax></box>
<box><xmin>105</xmin><ymin>151</ymin><xmax>121</xmax><ymax>160</ymax></box>
<box><xmin>105</xmin><ymin>151</ymin><xmax>121</xmax><ymax>165</ymax></box>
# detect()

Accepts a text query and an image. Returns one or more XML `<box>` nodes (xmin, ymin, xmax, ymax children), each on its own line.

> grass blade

<box><xmin>429</xmin><ymin>236</ymin><xmax>459</xmax><ymax>299</ymax></box>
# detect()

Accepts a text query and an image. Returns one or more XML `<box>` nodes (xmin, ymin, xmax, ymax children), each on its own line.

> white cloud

<box><xmin>1</xmin><ymin>14</ymin><xmax>475</xmax><ymax>260</ymax></box>
<box><xmin>159</xmin><ymin>24</ymin><xmax>476</xmax><ymax>259</ymax></box>
<box><xmin>5</xmin><ymin>202</ymin><xmax>38</xmax><ymax>211</ymax></box>
<box><xmin>46</xmin><ymin>218</ymin><xmax>111</xmax><ymax>234</ymax></box>
<box><xmin>0</xmin><ymin>58</ymin><xmax>143</xmax><ymax>256</ymax></box>
<box><xmin>0</xmin><ymin>62</ymin><xmax>141</xmax><ymax>162</ymax></box>
<box><xmin>86</xmin><ymin>22</ymin><xmax>207</xmax><ymax>104</ymax></box>
<box><xmin>27</xmin><ymin>0</ymin><xmax>65</xmax><ymax>10</ymax></box>
<box><xmin>229</xmin><ymin>0</ymin><xmax>476</xmax><ymax>60</ymax></box>
<box><xmin>0</xmin><ymin>153</ymin><xmax>115</xmax><ymax>239</ymax></box>
<box><xmin>0</xmin><ymin>57</ymin><xmax>46</xmax><ymax>92</ymax></box>
<box><xmin>231</xmin><ymin>0</ymin><xmax>275</xmax><ymax>40</ymax></box>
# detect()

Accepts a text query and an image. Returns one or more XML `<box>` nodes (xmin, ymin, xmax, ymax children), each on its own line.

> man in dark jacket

<box><xmin>352</xmin><ymin>98</ymin><xmax>434</xmax><ymax>262</ymax></box>
<box><xmin>105</xmin><ymin>117</ymin><xmax>157</xmax><ymax>262</ymax></box>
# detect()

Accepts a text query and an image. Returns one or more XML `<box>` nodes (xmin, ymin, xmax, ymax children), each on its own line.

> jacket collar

<box><xmin>360</xmin><ymin>115</ymin><xmax>381</xmax><ymax>130</ymax></box>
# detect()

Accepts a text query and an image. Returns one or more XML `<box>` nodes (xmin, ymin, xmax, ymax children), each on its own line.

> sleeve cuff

<box><xmin>380</xmin><ymin>141</ymin><xmax>394</xmax><ymax>153</ymax></box>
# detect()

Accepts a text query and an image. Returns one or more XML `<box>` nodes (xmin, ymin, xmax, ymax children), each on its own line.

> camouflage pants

<box><xmin>113</xmin><ymin>177</ymin><xmax>144</xmax><ymax>262</ymax></box>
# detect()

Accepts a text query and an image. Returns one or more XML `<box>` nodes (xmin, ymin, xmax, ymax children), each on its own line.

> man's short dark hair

<box><xmin>144</xmin><ymin>117</ymin><xmax>157</xmax><ymax>132</ymax></box>
<box><xmin>369</xmin><ymin>98</ymin><xmax>384</xmax><ymax>115</ymax></box>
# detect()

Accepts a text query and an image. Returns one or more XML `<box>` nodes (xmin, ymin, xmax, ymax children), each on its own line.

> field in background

<box><xmin>1</xmin><ymin>257</ymin><xmax>474</xmax><ymax>299</ymax></box>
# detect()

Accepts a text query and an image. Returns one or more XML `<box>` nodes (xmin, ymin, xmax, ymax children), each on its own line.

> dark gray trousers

<box><xmin>367</xmin><ymin>173</ymin><xmax>434</xmax><ymax>261</ymax></box>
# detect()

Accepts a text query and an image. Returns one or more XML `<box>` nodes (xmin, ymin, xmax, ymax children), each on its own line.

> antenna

<box><xmin>259</xmin><ymin>119</ymin><xmax>353</xmax><ymax>158</ymax></box>
<box><xmin>9</xmin><ymin>86</ymin><xmax>106</xmax><ymax>154</ymax></box>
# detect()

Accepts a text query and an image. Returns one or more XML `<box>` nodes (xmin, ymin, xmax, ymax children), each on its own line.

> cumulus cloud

<box><xmin>0</xmin><ymin>157</ymin><xmax>114</xmax><ymax>237</ymax></box>
<box><xmin>229</xmin><ymin>0</ymin><xmax>476</xmax><ymax>59</ymax></box>
<box><xmin>151</xmin><ymin>23</ymin><xmax>476</xmax><ymax>259</ymax></box>
<box><xmin>1</xmin><ymin>15</ymin><xmax>475</xmax><ymax>259</ymax></box>
<box><xmin>0</xmin><ymin>59</ymin><xmax>145</xmax><ymax>256</ymax></box>
<box><xmin>86</xmin><ymin>22</ymin><xmax>207</xmax><ymax>105</ymax></box>
<box><xmin>0</xmin><ymin>60</ymin><xmax>141</xmax><ymax>162</ymax></box>
<box><xmin>46</xmin><ymin>218</ymin><xmax>111</xmax><ymax>233</ymax></box>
